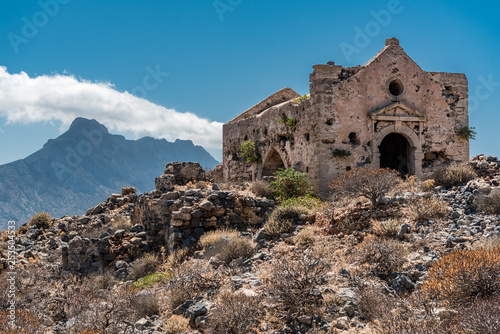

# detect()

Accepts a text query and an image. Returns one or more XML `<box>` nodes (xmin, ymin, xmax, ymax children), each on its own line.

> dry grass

<box><xmin>449</xmin><ymin>297</ymin><xmax>500</xmax><ymax>334</ymax></box>
<box><xmin>163</xmin><ymin>247</ymin><xmax>190</xmax><ymax>270</ymax></box>
<box><xmin>354</xmin><ymin>235</ymin><xmax>407</xmax><ymax>278</ymax></box>
<box><xmin>128</xmin><ymin>253</ymin><xmax>161</xmax><ymax>281</ymax></box>
<box><xmin>162</xmin><ymin>315</ymin><xmax>191</xmax><ymax>334</ymax></box>
<box><xmin>433</xmin><ymin>163</ymin><xmax>477</xmax><ymax>188</ymax></box>
<box><xmin>208</xmin><ymin>291</ymin><xmax>262</xmax><ymax>334</ymax></box>
<box><xmin>293</xmin><ymin>226</ymin><xmax>318</xmax><ymax>246</ymax></box>
<box><xmin>406</xmin><ymin>196</ymin><xmax>450</xmax><ymax>222</ymax></box>
<box><xmin>422</xmin><ymin>247</ymin><xmax>500</xmax><ymax>306</ymax></box>
<box><xmin>131</xmin><ymin>290</ymin><xmax>160</xmax><ymax>317</ymax></box>
<box><xmin>475</xmin><ymin>188</ymin><xmax>500</xmax><ymax>214</ymax></box>
<box><xmin>205</xmin><ymin>237</ymin><xmax>255</xmax><ymax>265</ymax></box>
<box><xmin>372</xmin><ymin>219</ymin><xmax>402</xmax><ymax>238</ymax></box>
<box><xmin>472</xmin><ymin>234</ymin><xmax>500</xmax><ymax>251</ymax></box>
<box><xmin>250</xmin><ymin>180</ymin><xmax>273</xmax><ymax>198</ymax></box>
<box><xmin>110</xmin><ymin>216</ymin><xmax>133</xmax><ymax>230</ymax></box>
<box><xmin>264</xmin><ymin>205</ymin><xmax>308</xmax><ymax>238</ymax></box>
<box><xmin>199</xmin><ymin>228</ymin><xmax>239</xmax><ymax>249</ymax></box>
<box><xmin>28</xmin><ymin>212</ymin><xmax>51</xmax><ymax>229</ymax></box>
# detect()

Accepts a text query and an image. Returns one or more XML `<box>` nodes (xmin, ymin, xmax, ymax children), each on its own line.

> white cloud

<box><xmin>0</xmin><ymin>66</ymin><xmax>223</xmax><ymax>151</ymax></box>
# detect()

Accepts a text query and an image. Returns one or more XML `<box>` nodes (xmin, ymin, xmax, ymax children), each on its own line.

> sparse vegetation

<box><xmin>407</xmin><ymin>196</ymin><xmax>450</xmax><ymax>222</ymax></box>
<box><xmin>208</xmin><ymin>292</ymin><xmax>262</xmax><ymax>334</ymax></box>
<box><xmin>204</xmin><ymin>236</ymin><xmax>255</xmax><ymax>265</ymax></box>
<box><xmin>354</xmin><ymin>235</ymin><xmax>407</xmax><ymax>278</ymax></box>
<box><xmin>331</xmin><ymin>148</ymin><xmax>352</xmax><ymax>158</ymax></box>
<box><xmin>330</xmin><ymin>168</ymin><xmax>401</xmax><ymax>206</ymax></box>
<box><xmin>264</xmin><ymin>205</ymin><xmax>308</xmax><ymax>238</ymax></box>
<box><xmin>162</xmin><ymin>315</ymin><xmax>191</xmax><ymax>334</ymax></box>
<box><xmin>131</xmin><ymin>290</ymin><xmax>160</xmax><ymax>317</ymax></box>
<box><xmin>372</xmin><ymin>219</ymin><xmax>402</xmax><ymax>238</ymax></box>
<box><xmin>199</xmin><ymin>228</ymin><xmax>240</xmax><ymax>249</ymax></box>
<box><xmin>250</xmin><ymin>180</ymin><xmax>273</xmax><ymax>198</ymax></box>
<box><xmin>133</xmin><ymin>271</ymin><xmax>174</xmax><ymax>290</ymax></box>
<box><xmin>270</xmin><ymin>168</ymin><xmax>313</xmax><ymax>200</ymax></box>
<box><xmin>28</xmin><ymin>212</ymin><xmax>51</xmax><ymax>229</ymax></box>
<box><xmin>128</xmin><ymin>253</ymin><xmax>161</xmax><ymax>280</ymax></box>
<box><xmin>432</xmin><ymin>163</ymin><xmax>477</xmax><ymax>188</ymax></box>
<box><xmin>422</xmin><ymin>247</ymin><xmax>500</xmax><ymax>306</ymax></box>
<box><xmin>475</xmin><ymin>188</ymin><xmax>500</xmax><ymax>214</ymax></box>
<box><xmin>279</xmin><ymin>194</ymin><xmax>322</xmax><ymax>210</ymax></box>
<box><xmin>457</xmin><ymin>126</ymin><xmax>477</xmax><ymax>141</ymax></box>
<box><xmin>111</xmin><ymin>215</ymin><xmax>133</xmax><ymax>230</ymax></box>
<box><xmin>237</xmin><ymin>140</ymin><xmax>259</xmax><ymax>163</ymax></box>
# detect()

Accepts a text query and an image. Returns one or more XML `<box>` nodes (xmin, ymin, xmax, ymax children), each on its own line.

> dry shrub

<box><xmin>208</xmin><ymin>292</ymin><xmax>262</xmax><ymax>334</ymax></box>
<box><xmin>329</xmin><ymin>168</ymin><xmax>401</xmax><ymax>206</ymax></box>
<box><xmin>264</xmin><ymin>251</ymin><xmax>330</xmax><ymax>316</ymax></box>
<box><xmin>294</xmin><ymin>226</ymin><xmax>317</xmax><ymax>246</ymax></box>
<box><xmin>0</xmin><ymin>310</ymin><xmax>43</xmax><ymax>333</ymax></box>
<box><xmin>354</xmin><ymin>235</ymin><xmax>406</xmax><ymax>278</ymax></box>
<box><xmin>162</xmin><ymin>315</ymin><xmax>191</xmax><ymax>333</ymax></box>
<box><xmin>449</xmin><ymin>297</ymin><xmax>500</xmax><ymax>334</ymax></box>
<box><xmin>264</xmin><ymin>205</ymin><xmax>308</xmax><ymax>238</ymax></box>
<box><xmin>357</xmin><ymin>284</ymin><xmax>394</xmax><ymax>321</ymax></box>
<box><xmin>164</xmin><ymin>247</ymin><xmax>190</xmax><ymax>270</ymax></box>
<box><xmin>166</xmin><ymin>260</ymin><xmax>222</xmax><ymax>310</ymax></box>
<box><xmin>422</xmin><ymin>248</ymin><xmax>500</xmax><ymax>306</ymax></box>
<box><xmin>111</xmin><ymin>216</ymin><xmax>133</xmax><ymax>230</ymax></box>
<box><xmin>28</xmin><ymin>211</ymin><xmax>51</xmax><ymax>229</ymax></box>
<box><xmin>407</xmin><ymin>196</ymin><xmax>450</xmax><ymax>222</ymax></box>
<box><xmin>205</xmin><ymin>237</ymin><xmax>255</xmax><ymax>265</ymax></box>
<box><xmin>475</xmin><ymin>188</ymin><xmax>500</xmax><ymax>214</ymax></box>
<box><xmin>88</xmin><ymin>269</ymin><xmax>117</xmax><ymax>290</ymax></box>
<box><xmin>472</xmin><ymin>234</ymin><xmax>500</xmax><ymax>251</ymax></box>
<box><xmin>131</xmin><ymin>290</ymin><xmax>160</xmax><ymax>317</ymax></box>
<box><xmin>250</xmin><ymin>180</ymin><xmax>273</xmax><ymax>198</ymax></box>
<box><xmin>433</xmin><ymin>164</ymin><xmax>476</xmax><ymax>188</ymax></box>
<box><xmin>372</xmin><ymin>219</ymin><xmax>402</xmax><ymax>238</ymax></box>
<box><xmin>199</xmin><ymin>228</ymin><xmax>239</xmax><ymax>249</ymax></box>
<box><xmin>128</xmin><ymin>253</ymin><xmax>160</xmax><ymax>280</ymax></box>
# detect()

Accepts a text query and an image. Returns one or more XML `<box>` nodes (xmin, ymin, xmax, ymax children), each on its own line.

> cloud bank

<box><xmin>0</xmin><ymin>66</ymin><xmax>223</xmax><ymax>151</ymax></box>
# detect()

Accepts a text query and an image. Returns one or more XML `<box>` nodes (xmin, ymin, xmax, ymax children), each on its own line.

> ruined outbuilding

<box><xmin>223</xmin><ymin>38</ymin><xmax>470</xmax><ymax>194</ymax></box>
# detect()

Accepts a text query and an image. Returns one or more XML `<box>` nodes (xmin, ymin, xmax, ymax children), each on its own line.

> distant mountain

<box><xmin>0</xmin><ymin>117</ymin><xmax>219</xmax><ymax>227</ymax></box>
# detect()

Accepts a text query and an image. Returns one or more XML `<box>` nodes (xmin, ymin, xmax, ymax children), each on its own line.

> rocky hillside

<box><xmin>0</xmin><ymin>118</ymin><xmax>219</xmax><ymax>227</ymax></box>
<box><xmin>0</xmin><ymin>156</ymin><xmax>499</xmax><ymax>333</ymax></box>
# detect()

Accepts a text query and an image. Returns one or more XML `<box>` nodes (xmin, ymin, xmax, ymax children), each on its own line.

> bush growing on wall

<box><xmin>237</xmin><ymin>140</ymin><xmax>259</xmax><ymax>163</ymax></box>
<box><xmin>270</xmin><ymin>168</ymin><xmax>313</xmax><ymax>200</ymax></box>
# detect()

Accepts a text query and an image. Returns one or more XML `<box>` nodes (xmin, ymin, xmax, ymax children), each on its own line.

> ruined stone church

<box><xmin>223</xmin><ymin>38</ymin><xmax>469</xmax><ymax>194</ymax></box>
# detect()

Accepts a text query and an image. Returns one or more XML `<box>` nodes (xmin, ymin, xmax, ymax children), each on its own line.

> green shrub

<box><xmin>332</xmin><ymin>149</ymin><xmax>352</xmax><ymax>158</ymax></box>
<box><xmin>270</xmin><ymin>168</ymin><xmax>313</xmax><ymax>200</ymax></box>
<box><xmin>432</xmin><ymin>164</ymin><xmax>476</xmax><ymax>188</ymax></box>
<box><xmin>457</xmin><ymin>126</ymin><xmax>477</xmax><ymax>141</ymax></box>
<box><xmin>29</xmin><ymin>212</ymin><xmax>51</xmax><ymax>229</ymax></box>
<box><xmin>280</xmin><ymin>194</ymin><xmax>322</xmax><ymax>210</ymax></box>
<box><xmin>237</xmin><ymin>140</ymin><xmax>259</xmax><ymax>163</ymax></box>
<box><xmin>132</xmin><ymin>272</ymin><xmax>174</xmax><ymax>290</ymax></box>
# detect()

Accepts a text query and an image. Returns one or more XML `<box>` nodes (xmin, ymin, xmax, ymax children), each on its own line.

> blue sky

<box><xmin>0</xmin><ymin>0</ymin><xmax>499</xmax><ymax>164</ymax></box>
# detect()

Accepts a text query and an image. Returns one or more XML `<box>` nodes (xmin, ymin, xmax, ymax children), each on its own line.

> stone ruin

<box><xmin>223</xmin><ymin>38</ymin><xmax>470</xmax><ymax>194</ymax></box>
<box><xmin>62</xmin><ymin>162</ymin><xmax>275</xmax><ymax>274</ymax></box>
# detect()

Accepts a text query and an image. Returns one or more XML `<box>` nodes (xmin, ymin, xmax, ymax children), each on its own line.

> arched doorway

<box><xmin>261</xmin><ymin>149</ymin><xmax>285</xmax><ymax>177</ymax></box>
<box><xmin>379</xmin><ymin>133</ymin><xmax>410</xmax><ymax>175</ymax></box>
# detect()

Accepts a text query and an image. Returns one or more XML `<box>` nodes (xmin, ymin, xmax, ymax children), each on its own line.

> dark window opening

<box><xmin>348</xmin><ymin>132</ymin><xmax>359</xmax><ymax>145</ymax></box>
<box><xmin>379</xmin><ymin>133</ymin><xmax>410</xmax><ymax>176</ymax></box>
<box><xmin>304</xmin><ymin>133</ymin><xmax>310</xmax><ymax>142</ymax></box>
<box><xmin>346</xmin><ymin>166</ymin><xmax>352</xmax><ymax>171</ymax></box>
<box><xmin>326</xmin><ymin>119</ymin><xmax>333</xmax><ymax>125</ymax></box>
<box><xmin>389</xmin><ymin>79</ymin><xmax>404</xmax><ymax>96</ymax></box>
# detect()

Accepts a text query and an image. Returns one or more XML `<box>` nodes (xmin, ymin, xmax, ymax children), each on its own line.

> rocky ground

<box><xmin>0</xmin><ymin>156</ymin><xmax>499</xmax><ymax>333</ymax></box>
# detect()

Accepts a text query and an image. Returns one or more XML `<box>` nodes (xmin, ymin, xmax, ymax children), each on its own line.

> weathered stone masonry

<box><xmin>223</xmin><ymin>38</ymin><xmax>469</xmax><ymax>194</ymax></box>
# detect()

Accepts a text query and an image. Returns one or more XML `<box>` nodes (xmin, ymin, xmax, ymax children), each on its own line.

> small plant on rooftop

<box><xmin>292</xmin><ymin>94</ymin><xmax>310</xmax><ymax>104</ymax></box>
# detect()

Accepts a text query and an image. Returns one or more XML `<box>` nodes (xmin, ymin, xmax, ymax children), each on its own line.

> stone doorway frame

<box><xmin>258</xmin><ymin>147</ymin><xmax>288</xmax><ymax>179</ymax></box>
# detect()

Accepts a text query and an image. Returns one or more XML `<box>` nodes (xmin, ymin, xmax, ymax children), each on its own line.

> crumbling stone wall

<box><xmin>223</xmin><ymin>38</ymin><xmax>469</xmax><ymax>194</ymax></box>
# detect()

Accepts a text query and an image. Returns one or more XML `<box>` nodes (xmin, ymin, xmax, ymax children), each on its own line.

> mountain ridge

<box><xmin>0</xmin><ymin>118</ymin><xmax>219</xmax><ymax>227</ymax></box>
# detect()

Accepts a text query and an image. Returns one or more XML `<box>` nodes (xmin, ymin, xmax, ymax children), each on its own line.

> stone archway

<box><xmin>372</xmin><ymin>124</ymin><xmax>423</xmax><ymax>177</ymax></box>
<box><xmin>260</xmin><ymin>149</ymin><xmax>286</xmax><ymax>178</ymax></box>
<box><xmin>379</xmin><ymin>133</ymin><xmax>411</xmax><ymax>175</ymax></box>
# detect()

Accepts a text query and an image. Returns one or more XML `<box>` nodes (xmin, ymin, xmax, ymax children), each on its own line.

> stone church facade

<box><xmin>223</xmin><ymin>38</ymin><xmax>469</xmax><ymax>194</ymax></box>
